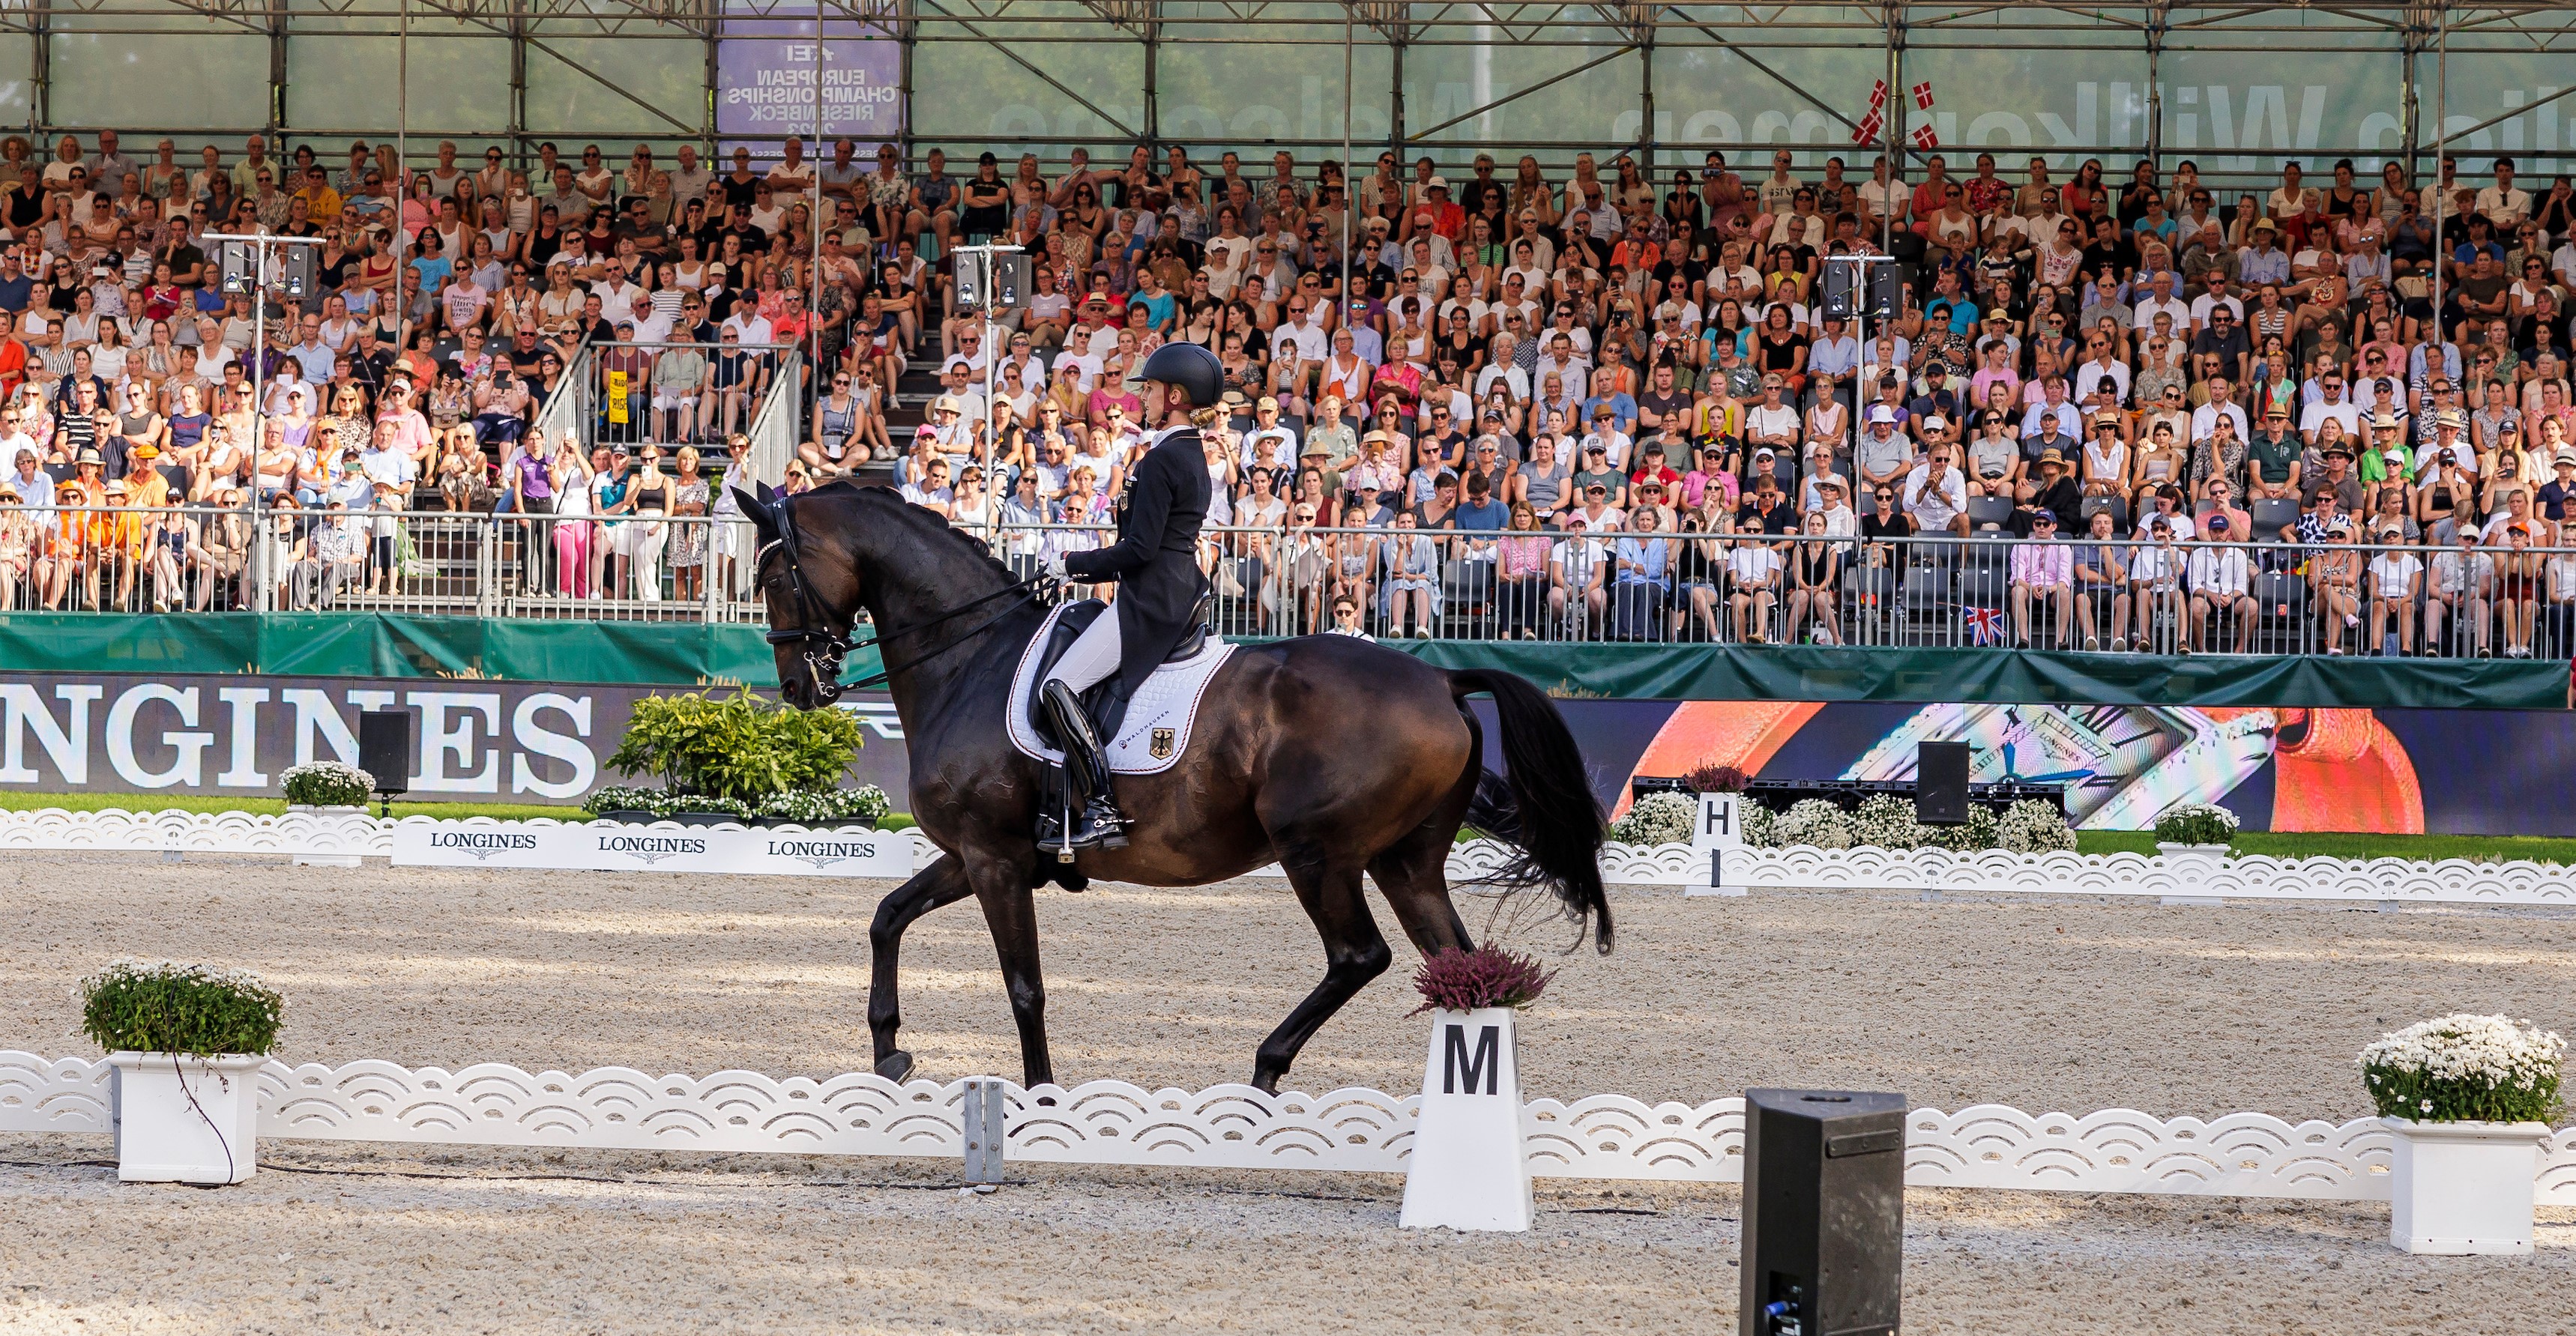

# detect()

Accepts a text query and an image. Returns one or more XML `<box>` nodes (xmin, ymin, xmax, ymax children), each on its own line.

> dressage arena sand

<box><xmin>6</xmin><ymin>852</ymin><xmax>2576</xmax><ymax>1333</ymax></box>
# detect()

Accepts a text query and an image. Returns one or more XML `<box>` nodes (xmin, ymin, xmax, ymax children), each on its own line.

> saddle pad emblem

<box><xmin>1150</xmin><ymin>728</ymin><xmax>1175</xmax><ymax>760</ymax></box>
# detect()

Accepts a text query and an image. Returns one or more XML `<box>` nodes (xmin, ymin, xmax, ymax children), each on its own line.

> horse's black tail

<box><xmin>1450</xmin><ymin>668</ymin><xmax>1613</xmax><ymax>955</ymax></box>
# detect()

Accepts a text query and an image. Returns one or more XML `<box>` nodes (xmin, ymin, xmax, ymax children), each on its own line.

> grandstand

<box><xmin>1</xmin><ymin>2</ymin><xmax>2574</xmax><ymax>656</ymax></box>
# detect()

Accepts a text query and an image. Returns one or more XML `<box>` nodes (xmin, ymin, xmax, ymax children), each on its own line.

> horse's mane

<box><xmin>822</xmin><ymin>480</ymin><xmax>1019</xmax><ymax>589</ymax></box>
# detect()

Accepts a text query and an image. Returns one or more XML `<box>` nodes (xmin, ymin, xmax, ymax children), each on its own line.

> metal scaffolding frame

<box><xmin>16</xmin><ymin>1</ymin><xmax>2576</xmax><ymax>184</ymax></box>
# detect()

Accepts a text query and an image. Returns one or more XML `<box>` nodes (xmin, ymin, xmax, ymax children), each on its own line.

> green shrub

<box><xmin>80</xmin><ymin>959</ymin><xmax>286</xmax><ymax>1057</ymax></box>
<box><xmin>606</xmin><ymin>691</ymin><xmax>866</xmax><ymax>802</ymax></box>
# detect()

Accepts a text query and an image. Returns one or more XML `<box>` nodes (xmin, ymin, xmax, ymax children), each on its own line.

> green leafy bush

<box><xmin>606</xmin><ymin>691</ymin><xmax>866</xmax><ymax>802</ymax></box>
<box><xmin>80</xmin><ymin>959</ymin><xmax>285</xmax><ymax>1057</ymax></box>
<box><xmin>2361</xmin><ymin>1015</ymin><xmax>2564</xmax><ymax>1124</ymax></box>
<box><xmin>2154</xmin><ymin>802</ymin><xmax>2240</xmax><ymax>847</ymax></box>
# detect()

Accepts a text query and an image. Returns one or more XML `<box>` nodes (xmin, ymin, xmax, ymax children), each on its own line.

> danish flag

<box><xmin>1963</xmin><ymin>605</ymin><xmax>2005</xmax><ymax>645</ymax></box>
<box><xmin>1913</xmin><ymin>81</ymin><xmax>1936</xmax><ymax>109</ymax></box>
<box><xmin>1868</xmin><ymin>79</ymin><xmax>1889</xmax><ymax>111</ymax></box>
<box><xmin>1912</xmin><ymin>124</ymin><xmax>1941</xmax><ymax>150</ymax></box>
<box><xmin>1852</xmin><ymin>111</ymin><xmax>1884</xmax><ymax>145</ymax></box>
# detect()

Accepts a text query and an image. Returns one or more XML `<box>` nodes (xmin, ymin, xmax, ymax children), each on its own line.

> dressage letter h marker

<box><xmin>1400</xmin><ymin>1008</ymin><xmax>1533</xmax><ymax>1231</ymax></box>
<box><xmin>1694</xmin><ymin>792</ymin><xmax>1749</xmax><ymax>897</ymax></box>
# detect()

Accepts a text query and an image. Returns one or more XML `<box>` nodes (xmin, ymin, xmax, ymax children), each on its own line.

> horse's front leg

<box><xmin>964</xmin><ymin>849</ymin><xmax>1055</xmax><ymax>1088</ymax></box>
<box><xmin>867</xmin><ymin>853</ymin><xmax>975</xmax><ymax>1082</ymax></box>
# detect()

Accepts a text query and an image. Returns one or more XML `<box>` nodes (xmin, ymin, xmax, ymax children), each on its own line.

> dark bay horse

<box><xmin>737</xmin><ymin>481</ymin><xmax>1609</xmax><ymax>1093</ymax></box>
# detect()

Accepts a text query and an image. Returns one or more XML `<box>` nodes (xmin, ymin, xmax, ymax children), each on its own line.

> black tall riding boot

<box><xmin>1040</xmin><ymin>679</ymin><xmax>1129</xmax><ymax>853</ymax></box>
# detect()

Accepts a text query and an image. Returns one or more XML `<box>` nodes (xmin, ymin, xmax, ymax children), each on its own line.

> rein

<box><xmin>758</xmin><ymin>492</ymin><xmax>1044</xmax><ymax>703</ymax></box>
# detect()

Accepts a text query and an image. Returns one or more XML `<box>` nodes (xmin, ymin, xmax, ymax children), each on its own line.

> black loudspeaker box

<box><xmin>1914</xmin><ymin>739</ymin><xmax>1970</xmax><ymax>826</ymax></box>
<box><xmin>1740</xmin><ymin>1087</ymin><xmax>1907</xmax><ymax>1336</ymax></box>
<box><xmin>358</xmin><ymin>710</ymin><xmax>411</xmax><ymax>797</ymax></box>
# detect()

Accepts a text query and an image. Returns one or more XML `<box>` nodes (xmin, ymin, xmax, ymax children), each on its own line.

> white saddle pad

<box><xmin>1006</xmin><ymin>600</ymin><xmax>1237</xmax><ymax>776</ymax></box>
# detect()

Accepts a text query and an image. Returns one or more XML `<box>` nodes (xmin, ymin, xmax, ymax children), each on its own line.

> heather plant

<box><xmin>1684</xmin><ymin>762</ymin><xmax>1751</xmax><ymax>793</ymax></box>
<box><xmin>1411</xmin><ymin>944</ymin><xmax>1556</xmax><ymax>1015</ymax></box>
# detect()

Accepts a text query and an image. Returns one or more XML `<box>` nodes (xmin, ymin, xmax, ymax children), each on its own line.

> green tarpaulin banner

<box><xmin>0</xmin><ymin>614</ymin><xmax>2560</xmax><ymax>709</ymax></box>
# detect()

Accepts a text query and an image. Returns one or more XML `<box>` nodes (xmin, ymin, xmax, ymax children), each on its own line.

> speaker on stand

<box><xmin>1914</xmin><ymin>740</ymin><xmax>1970</xmax><ymax>826</ymax></box>
<box><xmin>358</xmin><ymin>710</ymin><xmax>411</xmax><ymax>817</ymax></box>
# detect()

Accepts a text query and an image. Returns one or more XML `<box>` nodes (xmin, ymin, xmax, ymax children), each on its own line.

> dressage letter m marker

<box><xmin>1441</xmin><ymin>1023</ymin><xmax>1500</xmax><ymax>1095</ymax></box>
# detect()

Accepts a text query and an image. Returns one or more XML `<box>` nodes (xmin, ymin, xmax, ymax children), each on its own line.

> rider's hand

<box><xmin>1044</xmin><ymin>553</ymin><xmax>1070</xmax><ymax>581</ymax></box>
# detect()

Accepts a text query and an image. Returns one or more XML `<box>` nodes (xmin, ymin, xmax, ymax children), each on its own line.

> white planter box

<box><xmin>1399</xmin><ymin>1006</ymin><xmax>1532</xmax><ymax>1232</ymax></box>
<box><xmin>2386</xmin><ymin>1116</ymin><xmax>2549</xmax><ymax>1254</ymax></box>
<box><xmin>288</xmin><ymin>805</ymin><xmax>368</xmax><ymax>866</ymax></box>
<box><xmin>109</xmin><ymin>1052</ymin><xmax>265</xmax><ymax>1185</ymax></box>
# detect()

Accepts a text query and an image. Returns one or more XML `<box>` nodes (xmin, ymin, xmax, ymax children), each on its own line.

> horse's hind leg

<box><xmin>868</xmin><ymin>854</ymin><xmax>976</xmax><ymax>1082</ymax></box>
<box><xmin>1251</xmin><ymin>841</ymin><xmax>1391</xmax><ymax>1095</ymax></box>
<box><xmin>1368</xmin><ymin>817</ymin><xmax>1476</xmax><ymax>958</ymax></box>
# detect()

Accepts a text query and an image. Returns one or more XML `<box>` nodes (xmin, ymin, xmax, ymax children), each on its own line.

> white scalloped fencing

<box><xmin>10</xmin><ymin>807</ymin><xmax>2576</xmax><ymax>904</ymax></box>
<box><xmin>0</xmin><ymin>806</ymin><xmax>1704</xmax><ymax>888</ymax></box>
<box><xmin>7</xmin><ymin>1051</ymin><xmax>2574</xmax><ymax>1203</ymax></box>
<box><xmin>1707</xmin><ymin>844</ymin><xmax>2576</xmax><ymax>905</ymax></box>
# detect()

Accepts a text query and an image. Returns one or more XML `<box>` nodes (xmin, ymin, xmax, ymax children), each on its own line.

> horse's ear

<box><xmin>734</xmin><ymin>486</ymin><xmax>777</xmax><ymax>542</ymax></box>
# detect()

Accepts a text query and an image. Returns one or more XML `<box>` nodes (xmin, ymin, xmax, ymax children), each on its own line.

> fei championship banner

<box><xmin>391</xmin><ymin>820</ymin><xmax>909</xmax><ymax>878</ymax></box>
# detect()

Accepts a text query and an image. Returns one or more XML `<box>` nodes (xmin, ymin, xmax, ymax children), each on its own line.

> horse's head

<box><xmin>735</xmin><ymin>482</ymin><xmax>861</xmax><ymax>710</ymax></box>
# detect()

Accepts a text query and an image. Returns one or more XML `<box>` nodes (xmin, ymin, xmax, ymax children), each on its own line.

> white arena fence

<box><xmin>4</xmin><ymin>1051</ymin><xmax>2574</xmax><ymax>1206</ymax></box>
<box><xmin>8</xmin><ymin>807</ymin><xmax>2576</xmax><ymax>907</ymax></box>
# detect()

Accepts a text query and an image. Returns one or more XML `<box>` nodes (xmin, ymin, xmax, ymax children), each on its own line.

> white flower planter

<box><xmin>2153</xmin><ymin>842</ymin><xmax>2231</xmax><ymax>856</ymax></box>
<box><xmin>289</xmin><ymin>804</ymin><xmax>367</xmax><ymax>867</ymax></box>
<box><xmin>1399</xmin><ymin>1006</ymin><xmax>1532</xmax><ymax>1232</ymax></box>
<box><xmin>2386</xmin><ymin>1116</ymin><xmax>2548</xmax><ymax>1254</ymax></box>
<box><xmin>109</xmin><ymin>1051</ymin><xmax>265</xmax><ymax>1185</ymax></box>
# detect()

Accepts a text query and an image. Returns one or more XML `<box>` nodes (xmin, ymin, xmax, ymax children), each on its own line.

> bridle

<box><xmin>757</xmin><ymin>491</ymin><xmax>1044</xmax><ymax>705</ymax></box>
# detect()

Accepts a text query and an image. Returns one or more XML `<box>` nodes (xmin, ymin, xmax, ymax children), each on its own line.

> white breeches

<box><xmin>1044</xmin><ymin>607</ymin><xmax>1123</xmax><ymax>694</ymax></box>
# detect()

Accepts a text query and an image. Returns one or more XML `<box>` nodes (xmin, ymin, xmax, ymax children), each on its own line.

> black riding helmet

<box><xmin>1129</xmin><ymin>341</ymin><xmax>1224</xmax><ymax>408</ymax></box>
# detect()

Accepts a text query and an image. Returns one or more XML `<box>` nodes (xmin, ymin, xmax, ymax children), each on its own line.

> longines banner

<box><xmin>390</xmin><ymin>820</ymin><xmax>911</xmax><ymax>878</ymax></box>
<box><xmin>0</xmin><ymin>672</ymin><xmax>910</xmax><ymax>804</ymax></box>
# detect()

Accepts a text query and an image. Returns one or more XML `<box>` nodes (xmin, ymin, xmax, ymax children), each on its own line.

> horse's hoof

<box><xmin>1248</xmin><ymin>1072</ymin><xmax>1283</xmax><ymax>1096</ymax></box>
<box><xmin>875</xmin><ymin>1050</ymin><xmax>915</xmax><ymax>1082</ymax></box>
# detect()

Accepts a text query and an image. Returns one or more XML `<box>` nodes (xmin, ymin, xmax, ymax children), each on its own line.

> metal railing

<box><xmin>975</xmin><ymin>522</ymin><xmax>2576</xmax><ymax>659</ymax></box>
<box><xmin>569</xmin><ymin>339</ymin><xmax>796</xmax><ymax>458</ymax></box>
<box><xmin>0</xmin><ymin>504</ymin><xmax>763</xmax><ymax>621</ymax></box>
<box><xmin>14</xmin><ymin>502</ymin><xmax>2575</xmax><ymax>660</ymax></box>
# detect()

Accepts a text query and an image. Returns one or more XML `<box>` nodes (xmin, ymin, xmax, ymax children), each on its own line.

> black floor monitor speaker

<box><xmin>1740</xmin><ymin>1087</ymin><xmax>1907</xmax><ymax>1336</ymax></box>
<box><xmin>1914</xmin><ymin>740</ymin><xmax>1970</xmax><ymax>826</ymax></box>
<box><xmin>358</xmin><ymin>710</ymin><xmax>411</xmax><ymax>797</ymax></box>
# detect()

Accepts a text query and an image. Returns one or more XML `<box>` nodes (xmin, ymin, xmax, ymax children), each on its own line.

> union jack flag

<box><xmin>1913</xmin><ymin>80</ymin><xmax>1936</xmax><ymax>109</ymax></box>
<box><xmin>1963</xmin><ymin>605</ymin><xmax>2006</xmax><ymax>645</ymax></box>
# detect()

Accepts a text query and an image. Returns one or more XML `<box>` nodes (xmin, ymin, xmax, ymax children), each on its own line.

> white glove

<box><xmin>1044</xmin><ymin>553</ymin><xmax>1070</xmax><ymax>581</ymax></box>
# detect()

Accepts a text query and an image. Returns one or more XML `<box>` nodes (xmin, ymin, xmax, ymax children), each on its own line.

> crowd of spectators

<box><xmin>881</xmin><ymin>142</ymin><xmax>2576</xmax><ymax>654</ymax></box>
<box><xmin>0</xmin><ymin>125</ymin><xmax>2572</xmax><ymax>654</ymax></box>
